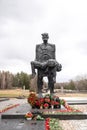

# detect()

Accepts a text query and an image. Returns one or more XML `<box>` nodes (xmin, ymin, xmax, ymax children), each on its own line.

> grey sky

<box><xmin>0</xmin><ymin>0</ymin><xmax>87</xmax><ymax>82</ymax></box>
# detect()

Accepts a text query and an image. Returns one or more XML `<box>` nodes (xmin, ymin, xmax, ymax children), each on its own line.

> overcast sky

<box><xmin>0</xmin><ymin>0</ymin><xmax>87</xmax><ymax>82</ymax></box>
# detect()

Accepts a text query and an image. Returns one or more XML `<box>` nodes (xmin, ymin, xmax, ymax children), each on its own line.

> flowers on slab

<box><xmin>25</xmin><ymin>112</ymin><xmax>33</xmax><ymax>119</ymax></box>
<box><xmin>27</xmin><ymin>92</ymin><xmax>81</xmax><ymax>113</ymax></box>
<box><xmin>27</xmin><ymin>93</ymin><xmax>60</xmax><ymax>109</ymax></box>
<box><xmin>43</xmin><ymin>103</ymin><xmax>49</xmax><ymax>109</ymax></box>
<box><xmin>0</xmin><ymin>104</ymin><xmax>20</xmax><ymax>113</ymax></box>
<box><xmin>60</xmin><ymin>99</ymin><xmax>66</xmax><ymax>106</ymax></box>
<box><xmin>44</xmin><ymin>109</ymin><xmax>82</xmax><ymax>115</ymax></box>
<box><xmin>33</xmin><ymin>115</ymin><xmax>44</xmax><ymax>120</ymax></box>
<box><xmin>25</xmin><ymin>112</ymin><xmax>44</xmax><ymax>121</ymax></box>
<box><xmin>27</xmin><ymin>92</ymin><xmax>38</xmax><ymax>107</ymax></box>
<box><xmin>45</xmin><ymin>118</ymin><xmax>63</xmax><ymax>130</ymax></box>
<box><xmin>43</xmin><ymin>102</ymin><xmax>82</xmax><ymax>115</ymax></box>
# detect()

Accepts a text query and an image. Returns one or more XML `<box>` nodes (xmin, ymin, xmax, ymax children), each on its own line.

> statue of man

<box><xmin>31</xmin><ymin>33</ymin><xmax>62</xmax><ymax>94</ymax></box>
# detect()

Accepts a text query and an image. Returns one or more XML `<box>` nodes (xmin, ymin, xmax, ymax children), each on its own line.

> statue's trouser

<box><xmin>37</xmin><ymin>67</ymin><xmax>56</xmax><ymax>94</ymax></box>
<box><xmin>37</xmin><ymin>73</ymin><xmax>43</xmax><ymax>94</ymax></box>
<box><xmin>48</xmin><ymin>75</ymin><xmax>54</xmax><ymax>94</ymax></box>
<box><xmin>37</xmin><ymin>75</ymin><xmax>54</xmax><ymax>94</ymax></box>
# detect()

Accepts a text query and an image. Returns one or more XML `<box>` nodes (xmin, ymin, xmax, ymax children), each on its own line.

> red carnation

<box><xmin>44</xmin><ymin>103</ymin><xmax>49</xmax><ymax>108</ymax></box>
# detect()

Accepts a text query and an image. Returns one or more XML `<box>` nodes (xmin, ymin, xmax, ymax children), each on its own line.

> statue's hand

<box><xmin>57</xmin><ymin>64</ymin><xmax>62</xmax><ymax>71</ymax></box>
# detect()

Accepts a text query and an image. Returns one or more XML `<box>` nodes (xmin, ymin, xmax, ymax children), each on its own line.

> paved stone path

<box><xmin>0</xmin><ymin>119</ymin><xmax>45</xmax><ymax>130</ymax></box>
<box><xmin>71</xmin><ymin>105</ymin><xmax>87</xmax><ymax>113</ymax></box>
<box><xmin>60</xmin><ymin>119</ymin><xmax>87</xmax><ymax>130</ymax></box>
<box><xmin>59</xmin><ymin>103</ymin><xmax>87</xmax><ymax>130</ymax></box>
<box><xmin>0</xmin><ymin>98</ymin><xmax>27</xmax><ymax>110</ymax></box>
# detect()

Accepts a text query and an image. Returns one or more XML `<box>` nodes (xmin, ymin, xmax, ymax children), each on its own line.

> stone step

<box><xmin>1</xmin><ymin>112</ymin><xmax>87</xmax><ymax>120</ymax></box>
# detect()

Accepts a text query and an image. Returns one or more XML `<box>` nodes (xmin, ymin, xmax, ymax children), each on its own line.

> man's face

<box><xmin>42</xmin><ymin>37</ymin><xmax>48</xmax><ymax>42</ymax></box>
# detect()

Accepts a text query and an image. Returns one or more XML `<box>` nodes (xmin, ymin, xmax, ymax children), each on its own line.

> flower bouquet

<box><xmin>33</xmin><ymin>115</ymin><xmax>44</xmax><ymax>121</ymax></box>
<box><xmin>27</xmin><ymin>93</ymin><xmax>61</xmax><ymax>109</ymax></box>
<box><xmin>27</xmin><ymin>92</ymin><xmax>38</xmax><ymax>108</ymax></box>
<box><xmin>45</xmin><ymin>118</ymin><xmax>63</xmax><ymax>130</ymax></box>
<box><xmin>25</xmin><ymin>112</ymin><xmax>33</xmax><ymax>120</ymax></box>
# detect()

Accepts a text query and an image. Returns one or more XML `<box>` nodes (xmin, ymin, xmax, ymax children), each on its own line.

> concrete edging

<box><xmin>1</xmin><ymin>113</ymin><xmax>87</xmax><ymax>120</ymax></box>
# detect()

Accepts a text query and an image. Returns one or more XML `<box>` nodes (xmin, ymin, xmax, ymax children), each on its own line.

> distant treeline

<box><xmin>0</xmin><ymin>71</ymin><xmax>87</xmax><ymax>90</ymax></box>
<box><xmin>0</xmin><ymin>71</ymin><xmax>32</xmax><ymax>89</ymax></box>
<box><xmin>55</xmin><ymin>78</ymin><xmax>87</xmax><ymax>90</ymax></box>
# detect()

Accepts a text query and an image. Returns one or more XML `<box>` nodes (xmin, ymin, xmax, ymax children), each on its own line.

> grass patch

<box><xmin>0</xmin><ymin>89</ymin><xmax>29</xmax><ymax>98</ymax></box>
<box><xmin>0</xmin><ymin>89</ymin><xmax>87</xmax><ymax>98</ymax></box>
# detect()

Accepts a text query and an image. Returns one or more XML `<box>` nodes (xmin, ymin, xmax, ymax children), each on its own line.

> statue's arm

<box><xmin>53</xmin><ymin>44</ymin><xmax>56</xmax><ymax>59</ymax></box>
<box><xmin>31</xmin><ymin>45</ymin><xmax>39</xmax><ymax>77</ymax></box>
<box><xmin>35</xmin><ymin>45</ymin><xmax>39</xmax><ymax>61</ymax></box>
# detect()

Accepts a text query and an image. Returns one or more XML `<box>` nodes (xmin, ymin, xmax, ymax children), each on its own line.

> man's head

<box><xmin>41</xmin><ymin>33</ymin><xmax>49</xmax><ymax>41</ymax></box>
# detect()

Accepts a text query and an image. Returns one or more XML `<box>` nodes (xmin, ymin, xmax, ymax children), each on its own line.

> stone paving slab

<box><xmin>3</xmin><ymin>103</ymin><xmax>31</xmax><ymax>114</ymax></box>
<box><xmin>60</xmin><ymin>119</ymin><xmax>87</xmax><ymax>130</ymax></box>
<box><xmin>0</xmin><ymin>103</ymin><xmax>31</xmax><ymax>119</ymax></box>
<box><xmin>1</xmin><ymin>103</ymin><xmax>87</xmax><ymax>120</ymax></box>
<box><xmin>0</xmin><ymin>98</ymin><xmax>27</xmax><ymax>110</ymax></box>
<box><xmin>0</xmin><ymin>119</ymin><xmax>45</xmax><ymax>130</ymax></box>
<box><xmin>0</xmin><ymin>98</ymin><xmax>9</xmax><ymax>102</ymax></box>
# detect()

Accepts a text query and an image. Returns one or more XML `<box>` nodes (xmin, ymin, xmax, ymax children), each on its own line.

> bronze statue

<box><xmin>31</xmin><ymin>33</ymin><xmax>62</xmax><ymax>94</ymax></box>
